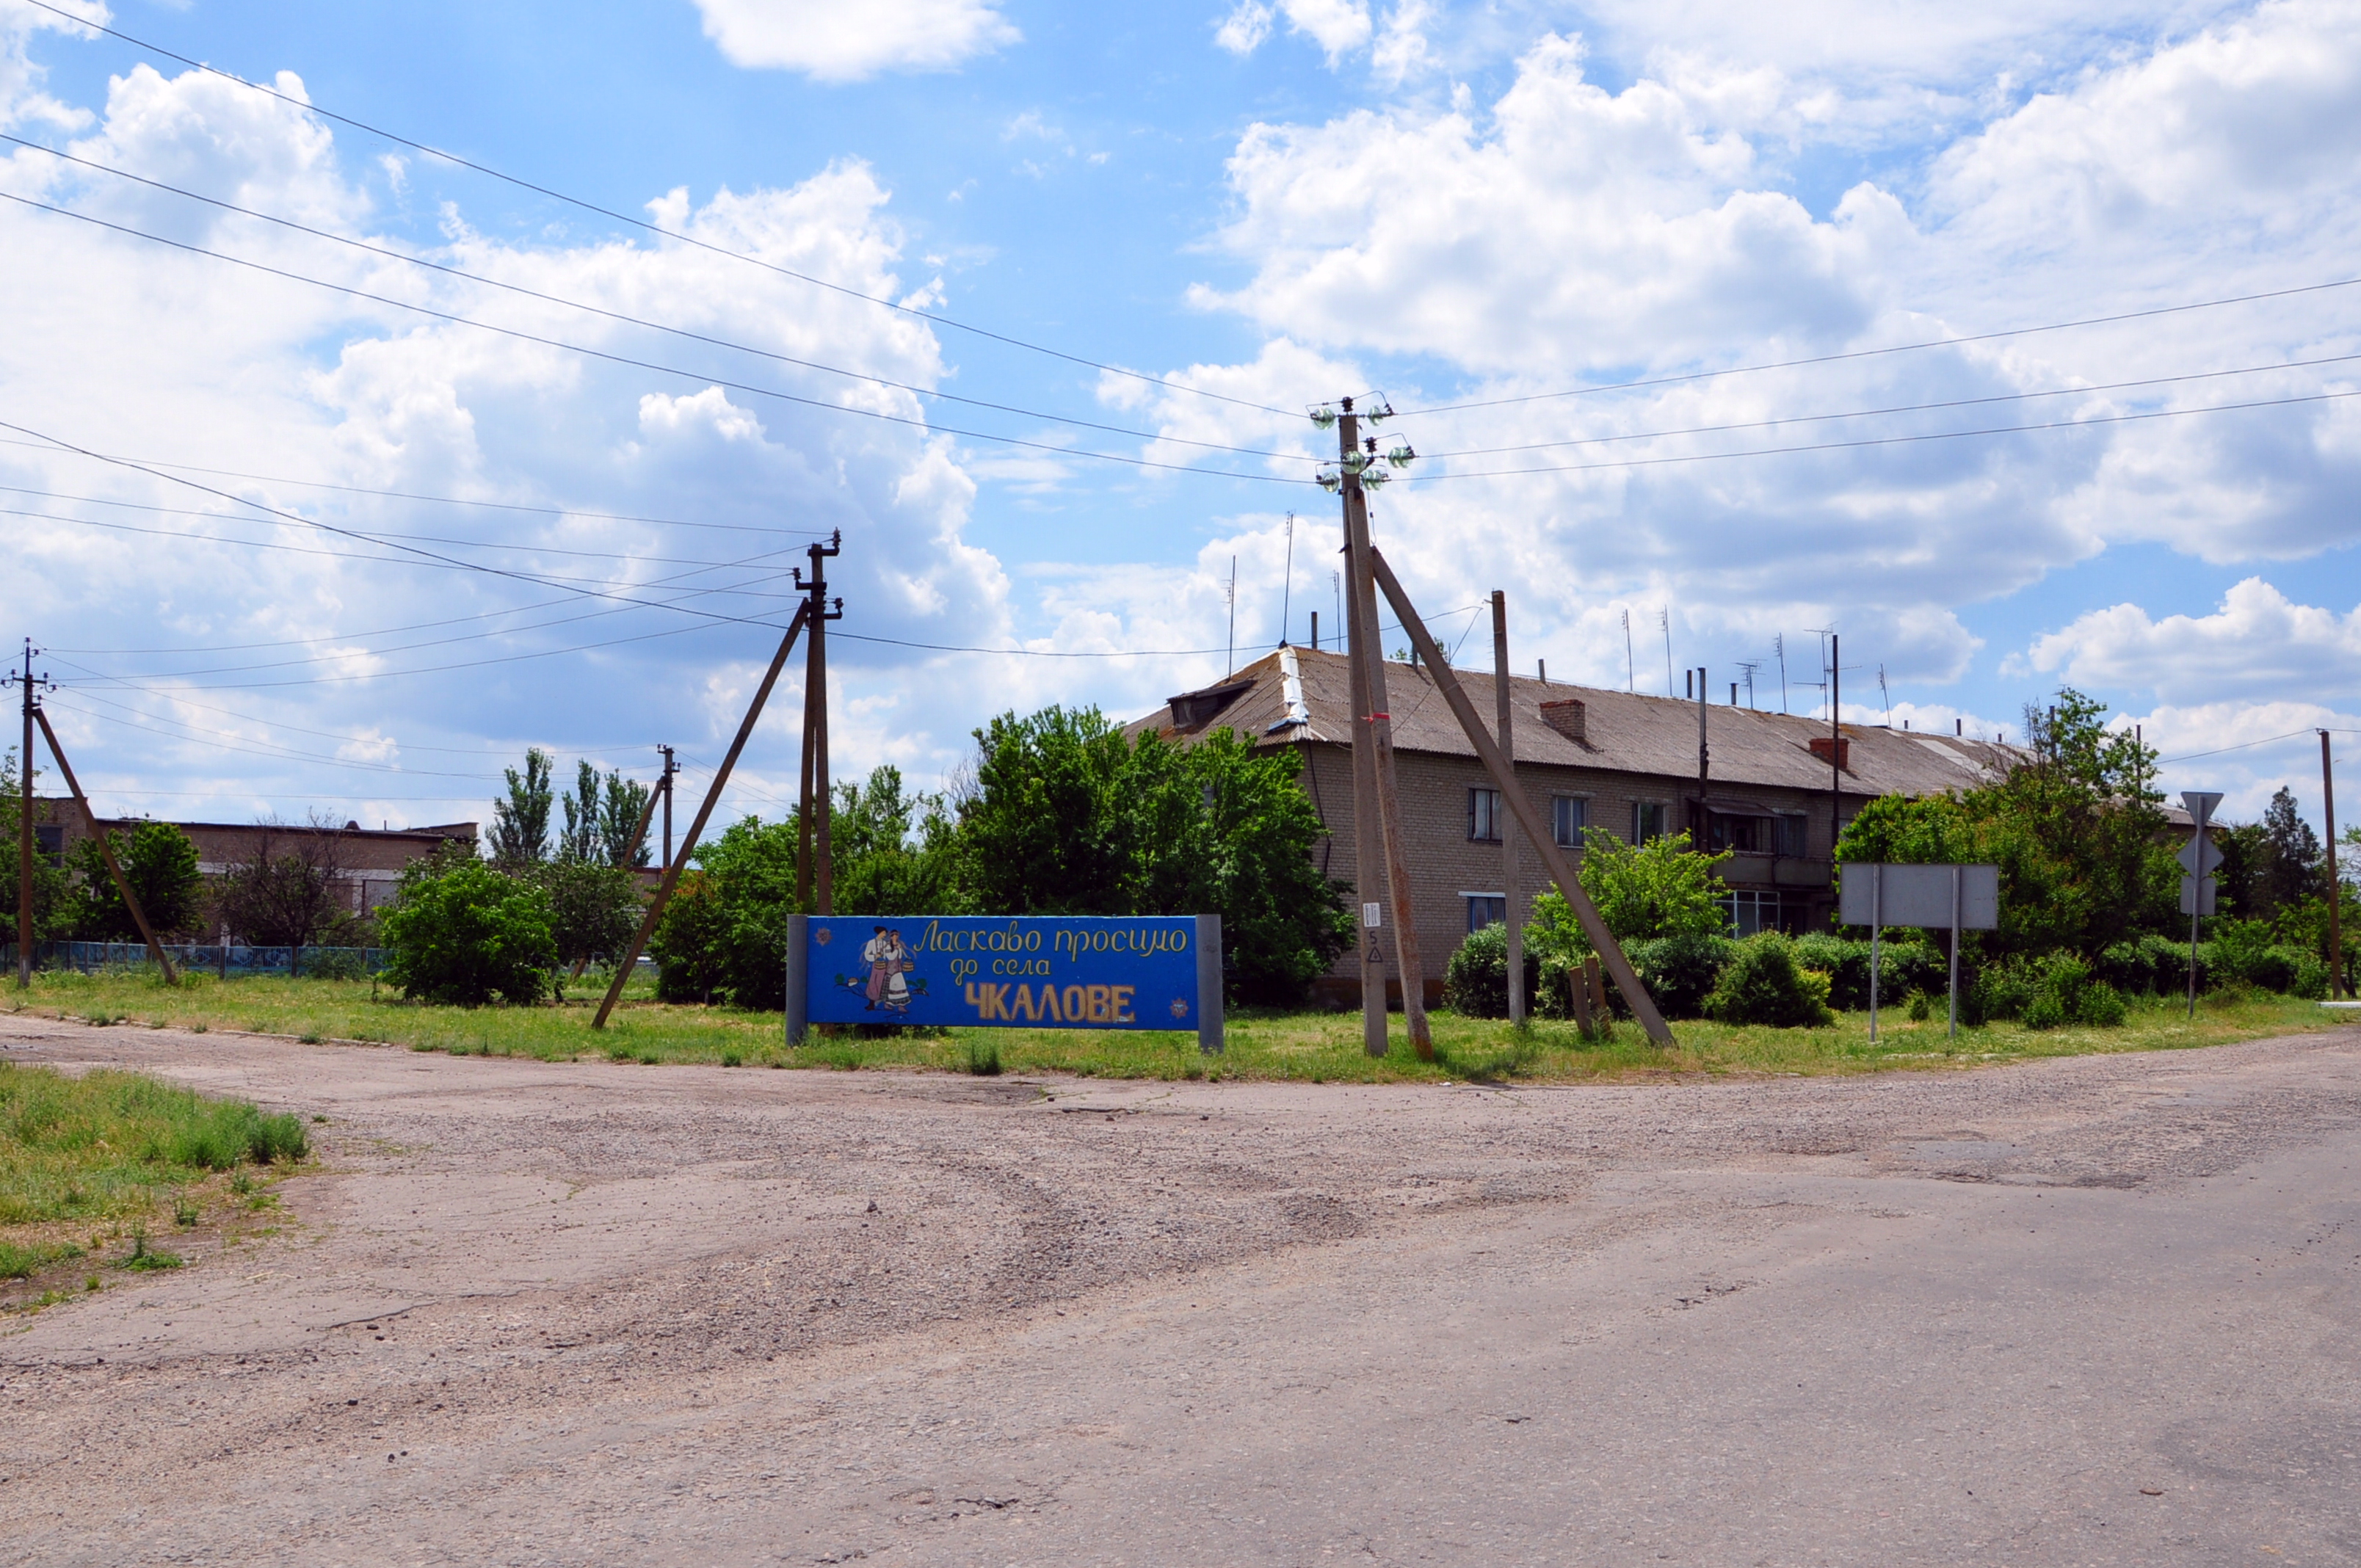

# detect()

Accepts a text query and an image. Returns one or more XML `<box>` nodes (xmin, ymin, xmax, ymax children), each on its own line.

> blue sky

<box><xmin>7</xmin><ymin>0</ymin><xmax>2361</xmax><ymax>838</ymax></box>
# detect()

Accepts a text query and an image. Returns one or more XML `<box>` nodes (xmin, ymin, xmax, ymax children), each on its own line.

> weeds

<box><xmin>120</xmin><ymin>1222</ymin><xmax>182</xmax><ymax>1272</ymax></box>
<box><xmin>964</xmin><ymin>1039</ymin><xmax>1003</xmax><ymax>1076</ymax></box>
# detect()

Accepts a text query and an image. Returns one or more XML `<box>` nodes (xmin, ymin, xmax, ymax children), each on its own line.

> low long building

<box><xmin>1133</xmin><ymin>646</ymin><xmax>2025</xmax><ymax>1006</ymax></box>
<box><xmin>32</xmin><ymin>802</ymin><xmax>477</xmax><ymax>924</ymax></box>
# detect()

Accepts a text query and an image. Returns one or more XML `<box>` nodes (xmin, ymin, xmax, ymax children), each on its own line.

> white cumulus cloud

<box><xmin>690</xmin><ymin>0</ymin><xmax>1019</xmax><ymax>82</ymax></box>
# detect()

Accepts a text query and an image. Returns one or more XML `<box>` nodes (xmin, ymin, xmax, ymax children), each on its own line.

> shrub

<box><xmin>378</xmin><ymin>861</ymin><xmax>557</xmax><ymax>1006</ymax></box>
<box><xmin>1614</xmin><ymin>932</ymin><xmax>1735</xmax><ymax>1019</ymax></box>
<box><xmin>1702</xmin><ymin>934</ymin><xmax>1834</xmax><ymax>1028</ymax></box>
<box><xmin>1442</xmin><ymin>923</ymin><xmax>1539</xmax><ymax>1019</ymax></box>
<box><xmin>299</xmin><ymin>947</ymin><xmax>369</xmax><ymax>981</ymax></box>
<box><xmin>2289</xmin><ymin>951</ymin><xmax>2329</xmax><ymax>1000</ymax></box>
<box><xmin>2014</xmin><ymin>954</ymin><xmax>2128</xmax><ymax>1030</ymax></box>
<box><xmin>1791</xmin><ymin>934</ymin><xmax>1945</xmax><ymax>1011</ymax></box>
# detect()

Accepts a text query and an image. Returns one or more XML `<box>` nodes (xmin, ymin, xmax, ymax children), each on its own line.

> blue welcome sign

<box><xmin>786</xmin><ymin>913</ymin><xmax>1223</xmax><ymax>1053</ymax></box>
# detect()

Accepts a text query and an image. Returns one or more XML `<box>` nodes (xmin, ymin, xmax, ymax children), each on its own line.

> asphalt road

<box><xmin>0</xmin><ymin>1014</ymin><xmax>2355</xmax><ymax>1565</ymax></box>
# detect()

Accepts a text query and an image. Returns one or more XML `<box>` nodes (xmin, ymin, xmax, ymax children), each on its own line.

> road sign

<box><xmin>2177</xmin><ymin>835</ymin><xmax>2224</xmax><ymax>877</ymax></box>
<box><xmin>1838</xmin><ymin>863</ymin><xmax>2000</xmax><ymax>929</ymax></box>
<box><xmin>2180</xmin><ymin>876</ymin><xmax>2217</xmax><ymax>916</ymax></box>
<box><xmin>2182</xmin><ymin>790</ymin><xmax>2224</xmax><ymax>828</ymax></box>
<box><xmin>786</xmin><ymin>913</ymin><xmax>1225</xmax><ymax>1054</ymax></box>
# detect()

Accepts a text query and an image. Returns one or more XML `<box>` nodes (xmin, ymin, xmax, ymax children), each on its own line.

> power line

<box><xmin>57</xmin><ymin>692</ymin><xmax>505</xmax><ymax>780</ymax></box>
<box><xmin>18</xmin><ymin>0</ymin><xmax>1298</xmax><ymax>419</ymax></box>
<box><xmin>0</xmin><ymin>436</ymin><xmax>822</xmax><ymax>537</ymax></box>
<box><xmin>54</xmin><ymin>676</ymin><xmax>649</xmax><ymax>761</ymax></box>
<box><xmin>1404</xmin><ymin>388</ymin><xmax>2361</xmax><ymax>482</ymax></box>
<box><xmin>1</xmin><ymin>191</ymin><xmax>1313</xmax><ymax>486</ymax></box>
<box><xmin>1417</xmin><ymin>349</ymin><xmax>2361</xmax><ymax>460</ymax></box>
<box><xmin>2</xmin><ymin>415</ymin><xmax>805</xmax><ymax>633</ymax></box>
<box><xmin>0</xmin><ymin>482</ymin><xmax>813</xmax><ymax>570</ymax></box>
<box><xmin>1401</xmin><ymin>273</ymin><xmax>2361</xmax><ymax>415</ymax></box>
<box><xmin>2</xmin><ymin>133</ymin><xmax>1307</xmax><ymax>465</ymax></box>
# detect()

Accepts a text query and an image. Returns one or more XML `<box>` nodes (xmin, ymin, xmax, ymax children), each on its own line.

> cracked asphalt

<box><xmin>0</xmin><ymin>1012</ymin><xmax>2355</xmax><ymax>1565</ymax></box>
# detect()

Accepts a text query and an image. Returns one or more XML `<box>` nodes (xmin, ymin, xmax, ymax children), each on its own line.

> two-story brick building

<box><xmin>1133</xmin><ymin>645</ymin><xmax>2025</xmax><ymax>1006</ymax></box>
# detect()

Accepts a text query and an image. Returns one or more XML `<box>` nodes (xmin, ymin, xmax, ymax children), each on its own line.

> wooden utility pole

<box><xmin>1338</xmin><ymin>402</ymin><xmax>1431</xmax><ymax>1059</ymax></box>
<box><xmin>2325</xmin><ymin>729</ymin><xmax>2344</xmax><ymax>998</ymax></box>
<box><xmin>1368</xmin><ymin>549</ymin><xmax>1676</xmax><ymax>1045</ymax></box>
<box><xmin>796</xmin><ymin>531</ymin><xmax>842</xmax><ymax>915</ymax></box>
<box><xmin>594</xmin><ymin>602</ymin><xmax>811</xmax><ymax>1028</ymax></box>
<box><xmin>33</xmin><ymin>708</ymin><xmax>175</xmax><ymax>982</ymax></box>
<box><xmin>1492</xmin><ymin>592</ymin><xmax>1523</xmax><ymax>1026</ymax></box>
<box><xmin>1695</xmin><ymin>664</ymin><xmax>1709</xmax><ymax>841</ymax></box>
<box><xmin>1336</xmin><ymin>403</ymin><xmax>1388</xmax><ymax>1056</ymax></box>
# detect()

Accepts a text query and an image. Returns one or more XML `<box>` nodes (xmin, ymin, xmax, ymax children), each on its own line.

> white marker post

<box><xmin>2179</xmin><ymin>791</ymin><xmax>2224</xmax><ymax>1019</ymax></box>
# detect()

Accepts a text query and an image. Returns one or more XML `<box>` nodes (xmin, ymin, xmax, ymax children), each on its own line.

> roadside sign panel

<box><xmin>1838</xmin><ymin>863</ymin><xmax>2000</xmax><ymax>930</ymax></box>
<box><xmin>786</xmin><ymin>913</ymin><xmax>1223</xmax><ymax>1053</ymax></box>
<box><xmin>2180</xmin><ymin>876</ymin><xmax>2218</xmax><ymax>916</ymax></box>
<box><xmin>2177</xmin><ymin>836</ymin><xmax>2224</xmax><ymax>877</ymax></box>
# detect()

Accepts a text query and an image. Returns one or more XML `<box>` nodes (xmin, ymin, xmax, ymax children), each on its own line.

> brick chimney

<box><xmin>1539</xmin><ymin>698</ymin><xmax>1587</xmax><ymax>744</ymax></box>
<box><xmin>1807</xmin><ymin>736</ymin><xmax>1852</xmax><ymax>771</ymax></box>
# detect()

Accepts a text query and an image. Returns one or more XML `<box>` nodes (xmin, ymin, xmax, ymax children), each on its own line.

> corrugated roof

<box><xmin>1137</xmin><ymin>647</ymin><xmax>2025</xmax><ymax>799</ymax></box>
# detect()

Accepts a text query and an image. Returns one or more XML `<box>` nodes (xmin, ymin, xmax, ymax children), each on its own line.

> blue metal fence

<box><xmin>0</xmin><ymin>941</ymin><xmax>387</xmax><ymax>976</ymax></box>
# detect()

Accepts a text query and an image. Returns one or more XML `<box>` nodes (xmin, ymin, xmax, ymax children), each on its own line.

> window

<box><xmin>1722</xmin><ymin>889</ymin><xmax>1782</xmax><ymax>936</ymax></box>
<box><xmin>33</xmin><ymin>824</ymin><xmax>62</xmax><ymax>866</ymax></box>
<box><xmin>1774</xmin><ymin>813</ymin><xmax>1808</xmax><ymax>857</ymax></box>
<box><xmin>1468</xmin><ymin>788</ymin><xmax>1503</xmax><ymax>843</ymax></box>
<box><xmin>1552</xmin><ymin>795</ymin><xmax>1586</xmax><ymax>848</ymax></box>
<box><xmin>1708</xmin><ymin>812</ymin><xmax>1770</xmax><ymax>854</ymax></box>
<box><xmin>1465</xmin><ymin>895</ymin><xmax>1507</xmax><ymax>934</ymax></box>
<box><xmin>1632</xmin><ymin>801</ymin><xmax>1668</xmax><ymax>845</ymax></box>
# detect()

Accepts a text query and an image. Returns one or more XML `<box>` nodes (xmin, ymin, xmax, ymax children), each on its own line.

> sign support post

<box><xmin>1840</xmin><ymin>863</ymin><xmax>1998</xmax><ymax>1040</ymax></box>
<box><xmin>1948</xmin><ymin>864</ymin><xmax>1962</xmax><ymax>1041</ymax></box>
<box><xmin>1196</xmin><ymin>914</ymin><xmax>1224</xmax><ymax>1055</ymax></box>
<box><xmin>2179</xmin><ymin>791</ymin><xmax>2224</xmax><ymax>1020</ymax></box>
<box><xmin>785</xmin><ymin>912</ymin><xmax>809</xmax><ymax>1048</ymax></box>
<box><xmin>1868</xmin><ymin>864</ymin><xmax>1882</xmax><ymax>1042</ymax></box>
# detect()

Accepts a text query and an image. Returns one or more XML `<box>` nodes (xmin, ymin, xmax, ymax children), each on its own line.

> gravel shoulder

<box><xmin>1</xmin><ymin>1015</ymin><xmax>2357</xmax><ymax>1566</ymax></box>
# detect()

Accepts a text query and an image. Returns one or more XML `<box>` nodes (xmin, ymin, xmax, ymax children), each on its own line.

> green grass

<box><xmin>0</xmin><ymin>1059</ymin><xmax>308</xmax><ymax>1230</ymax></box>
<box><xmin>3</xmin><ymin>966</ymin><xmax>2345</xmax><ymax>1084</ymax></box>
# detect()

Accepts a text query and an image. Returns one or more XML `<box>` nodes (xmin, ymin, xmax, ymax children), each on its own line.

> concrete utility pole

<box><xmin>657</xmin><ymin>745</ymin><xmax>677</xmax><ymax>868</ymax></box>
<box><xmin>1493</xmin><ymin>592</ymin><xmax>1523</xmax><ymax>1025</ymax></box>
<box><xmin>1332</xmin><ymin>398</ymin><xmax>1430</xmax><ymax>1059</ymax></box>
<box><xmin>795</xmin><ymin>532</ymin><xmax>843</xmax><ymax>915</ymax></box>
<box><xmin>1828</xmin><ymin>633</ymin><xmax>1843</xmax><ymax>857</ymax></box>
<box><xmin>10</xmin><ymin>640</ymin><xmax>46</xmax><ymax>990</ymax></box>
<box><xmin>2325</xmin><ymin>730</ymin><xmax>2344</xmax><ymax>998</ymax></box>
<box><xmin>1334</xmin><ymin>400</ymin><xmax>1389</xmax><ymax>1057</ymax></box>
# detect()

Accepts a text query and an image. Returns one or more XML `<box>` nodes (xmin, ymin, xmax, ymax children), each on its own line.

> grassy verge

<box><xmin>0</xmin><ymin>1059</ymin><xmax>311</xmax><ymax>1307</ymax></box>
<box><xmin>4</xmin><ymin>967</ymin><xmax>2343</xmax><ymax>1084</ymax></box>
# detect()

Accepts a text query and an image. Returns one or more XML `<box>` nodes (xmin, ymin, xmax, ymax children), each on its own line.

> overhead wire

<box><xmin>1401</xmin><ymin>388</ymin><xmax>2361</xmax><ymax>482</ymax></box>
<box><xmin>1401</xmin><ymin>273</ymin><xmax>2361</xmax><ymax>415</ymax></box>
<box><xmin>1</xmin><ymin>134</ymin><xmax>1306</xmax><ymax>465</ymax></box>
<box><xmin>17</xmin><ymin>0</ymin><xmax>1299</xmax><ymax>418</ymax></box>
<box><xmin>1416</xmin><ymin>350</ymin><xmax>2361</xmax><ymax>460</ymax></box>
<box><xmin>0</xmin><ymin>436</ymin><xmax>824</xmax><ymax>537</ymax></box>
<box><xmin>0</xmin><ymin>191</ymin><xmax>1313</xmax><ymax>486</ymax></box>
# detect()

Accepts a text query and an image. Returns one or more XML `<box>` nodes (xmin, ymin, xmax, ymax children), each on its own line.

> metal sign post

<box><xmin>1840</xmin><ymin>863</ymin><xmax>2000</xmax><ymax>1041</ymax></box>
<box><xmin>788</xmin><ymin>913</ymin><xmax>1225</xmax><ymax>1054</ymax></box>
<box><xmin>2180</xmin><ymin>791</ymin><xmax>2224</xmax><ymax>1018</ymax></box>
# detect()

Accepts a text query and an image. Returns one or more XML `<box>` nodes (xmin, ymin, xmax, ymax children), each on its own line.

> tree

<box><xmin>1832</xmin><ymin>690</ymin><xmax>2175</xmax><ymax>958</ymax></box>
<box><xmin>487</xmin><ymin>748</ymin><xmax>554</xmax><ymax>867</ymax></box>
<box><xmin>68</xmin><ymin>820</ymin><xmax>204</xmax><ymax>940</ymax></box>
<box><xmin>529</xmin><ymin>859</ymin><xmax>642</xmax><ymax>970</ymax></box>
<box><xmin>826</xmin><ymin>766</ymin><xmax>958</xmax><ymax>917</ymax></box>
<box><xmin>598</xmin><ymin>771</ymin><xmax>653</xmax><ymax>868</ymax></box>
<box><xmin>650</xmin><ymin>816</ymin><xmax>799</xmax><ymax>1008</ymax></box>
<box><xmin>556</xmin><ymin>759</ymin><xmax>601</xmax><ymax>865</ymax></box>
<box><xmin>379</xmin><ymin>859</ymin><xmax>556</xmax><ymax>1005</ymax></box>
<box><xmin>212</xmin><ymin>816</ymin><xmax>365</xmax><ymax>951</ymax></box>
<box><xmin>951</xmin><ymin>709</ymin><xmax>1350</xmax><ymax>1004</ymax></box>
<box><xmin>1530</xmin><ymin>827</ymin><xmax>1730</xmax><ymax>954</ymax></box>
<box><xmin>0</xmin><ymin>748</ymin><xmax>72</xmax><ymax>945</ymax></box>
<box><xmin>2257</xmin><ymin>785</ymin><xmax>2321</xmax><ymax>915</ymax></box>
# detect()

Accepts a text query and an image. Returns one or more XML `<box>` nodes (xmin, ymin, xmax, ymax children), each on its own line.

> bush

<box><xmin>1442</xmin><ymin>923</ymin><xmax>1539</xmax><ymax>1019</ymax></box>
<box><xmin>1791</xmin><ymin>934</ymin><xmax>1945</xmax><ymax>1011</ymax></box>
<box><xmin>1702</xmin><ymin>934</ymin><xmax>1834</xmax><ymax>1028</ymax></box>
<box><xmin>2002</xmin><ymin>954</ymin><xmax>2128</xmax><ymax>1030</ymax></box>
<box><xmin>1613</xmin><ymin>932</ymin><xmax>1735</xmax><ymax>1019</ymax></box>
<box><xmin>378</xmin><ymin>861</ymin><xmax>557</xmax><ymax>1006</ymax></box>
<box><xmin>297</xmin><ymin>947</ymin><xmax>369</xmax><ymax>981</ymax></box>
